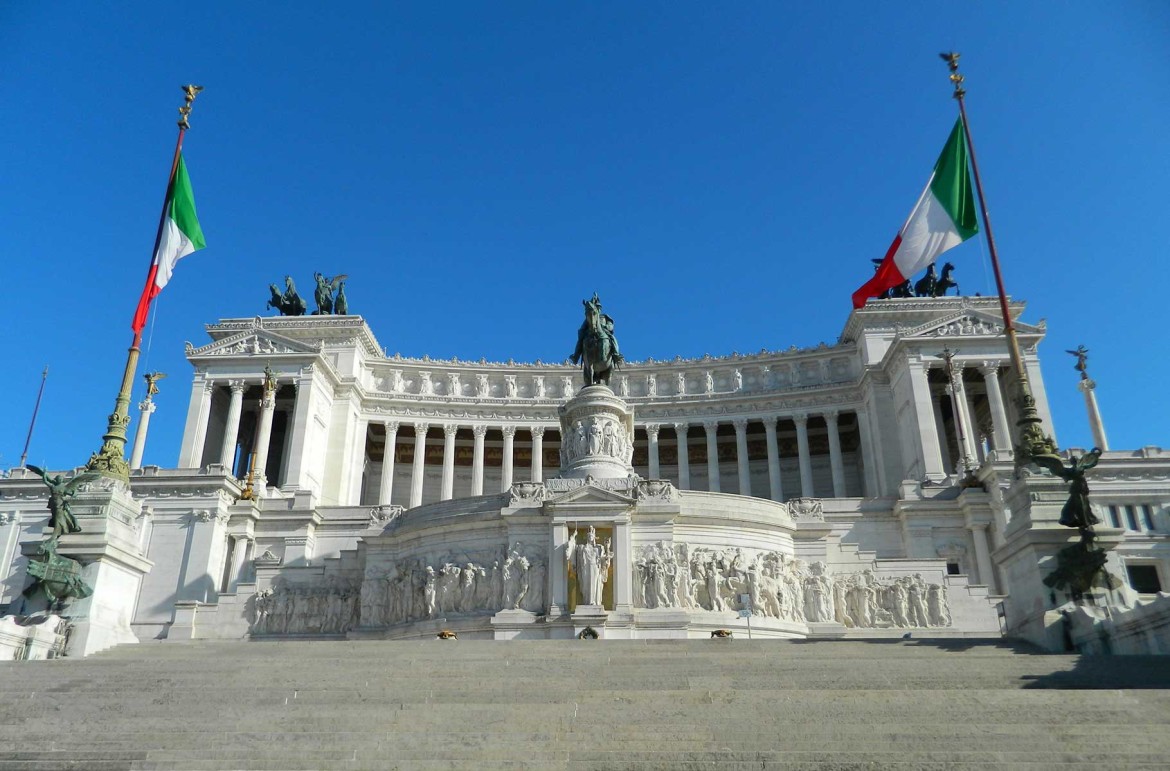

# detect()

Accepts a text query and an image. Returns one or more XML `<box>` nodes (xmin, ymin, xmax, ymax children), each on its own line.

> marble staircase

<box><xmin>2</xmin><ymin>638</ymin><xmax>1170</xmax><ymax>769</ymax></box>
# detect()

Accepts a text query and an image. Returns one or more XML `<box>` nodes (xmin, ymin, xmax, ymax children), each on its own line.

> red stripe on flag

<box><xmin>851</xmin><ymin>234</ymin><xmax>908</xmax><ymax>310</ymax></box>
<box><xmin>131</xmin><ymin>261</ymin><xmax>162</xmax><ymax>335</ymax></box>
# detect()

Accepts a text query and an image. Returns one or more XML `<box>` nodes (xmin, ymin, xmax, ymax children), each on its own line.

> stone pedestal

<box><xmin>26</xmin><ymin>482</ymin><xmax>154</xmax><ymax>657</ymax></box>
<box><xmin>490</xmin><ymin>608</ymin><xmax>540</xmax><ymax>640</ymax></box>
<box><xmin>558</xmin><ymin>385</ymin><xmax>635</xmax><ymax>480</ymax></box>
<box><xmin>993</xmin><ymin>474</ymin><xmax>1133</xmax><ymax>651</ymax></box>
<box><xmin>571</xmin><ymin>605</ymin><xmax>609</xmax><ymax>638</ymax></box>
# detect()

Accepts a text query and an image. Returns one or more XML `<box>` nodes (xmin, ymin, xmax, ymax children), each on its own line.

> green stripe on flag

<box><xmin>930</xmin><ymin>118</ymin><xmax>979</xmax><ymax>241</ymax></box>
<box><xmin>168</xmin><ymin>155</ymin><xmax>206</xmax><ymax>251</ymax></box>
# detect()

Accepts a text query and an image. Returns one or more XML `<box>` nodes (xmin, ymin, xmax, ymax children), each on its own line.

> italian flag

<box><xmin>851</xmin><ymin>118</ymin><xmax>979</xmax><ymax>309</ymax></box>
<box><xmin>131</xmin><ymin>154</ymin><xmax>206</xmax><ymax>334</ymax></box>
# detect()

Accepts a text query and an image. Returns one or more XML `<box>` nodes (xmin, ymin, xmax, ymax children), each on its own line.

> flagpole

<box><xmin>19</xmin><ymin>366</ymin><xmax>50</xmax><ymax>469</ymax></box>
<box><xmin>941</xmin><ymin>54</ymin><xmax>1057</xmax><ymax>464</ymax></box>
<box><xmin>86</xmin><ymin>85</ymin><xmax>203</xmax><ymax>483</ymax></box>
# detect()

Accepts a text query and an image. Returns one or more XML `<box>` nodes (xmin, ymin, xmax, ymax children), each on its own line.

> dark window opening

<box><xmin>946</xmin><ymin>562</ymin><xmax>961</xmax><ymax>576</ymax></box>
<box><xmin>1126</xmin><ymin>564</ymin><xmax>1161</xmax><ymax>594</ymax></box>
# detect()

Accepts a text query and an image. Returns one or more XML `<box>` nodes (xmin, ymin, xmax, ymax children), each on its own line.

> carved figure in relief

<box><xmin>419</xmin><ymin>372</ymin><xmax>434</xmax><ymax>396</ymax></box>
<box><xmin>571</xmin><ymin>293</ymin><xmax>623</xmax><ymax>386</ymax></box>
<box><xmin>617</xmin><ymin>376</ymin><xmax>629</xmax><ymax>397</ymax></box>
<box><xmin>448</xmin><ymin>373</ymin><xmax>461</xmax><ymax>397</ymax></box>
<box><xmin>460</xmin><ymin>564</ymin><xmax>477</xmax><ymax>612</ymax></box>
<box><xmin>926</xmin><ymin>583</ymin><xmax>951</xmax><ymax>626</ymax></box>
<box><xmin>646</xmin><ymin>374</ymin><xmax>656</xmax><ymax>396</ymax></box>
<box><xmin>733</xmin><ymin>369</ymin><xmax>743</xmax><ymax>392</ymax></box>
<box><xmin>678</xmin><ymin>372</ymin><xmax>687</xmax><ymax>395</ymax></box>
<box><xmin>566</xmin><ymin>526</ymin><xmax>613</xmax><ymax>606</ymax></box>
<box><xmin>391</xmin><ymin>370</ymin><xmax>405</xmax><ymax>393</ymax></box>
<box><xmin>477</xmin><ymin>374</ymin><xmax>490</xmax><ymax>397</ymax></box>
<box><xmin>533</xmin><ymin>375</ymin><xmax>545</xmax><ymax>398</ymax></box>
<box><xmin>423</xmin><ymin>567</ymin><xmax>437</xmax><ymax>618</ymax></box>
<box><xmin>505</xmin><ymin>376</ymin><xmax>517</xmax><ymax>398</ymax></box>
<box><xmin>804</xmin><ymin>562</ymin><xmax>834</xmax><ymax>622</ymax></box>
<box><xmin>704</xmin><ymin>371</ymin><xmax>714</xmax><ymax>394</ymax></box>
<box><xmin>587</xmin><ymin>420</ymin><xmax>602</xmax><ymax>456</ymax></box>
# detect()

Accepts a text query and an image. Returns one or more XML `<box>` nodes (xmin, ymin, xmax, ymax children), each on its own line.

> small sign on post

<box><xmin>738</xmin><ymin>593</ymin><xmax>753</xmax><ymax>639</ymax></box>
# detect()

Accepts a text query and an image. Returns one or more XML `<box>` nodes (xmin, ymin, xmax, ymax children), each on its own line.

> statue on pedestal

<box><xmin>571</xmin><ymin>294</ymin><xmax>623</xmax><ymax>387</ymax></box>
<box><xmin>566</xmin><ymin>526</ymin><xmax>613</xmax><ymax>606</ymax></box>
<box><xmin>268</xmin><ymin>276</ymin><xmax>308</xmax><ymax>316</ymax></box>
<box><xmin>1031</xmin><ymin>449</ymin><xmax>1103</xmax><ymax>534</ymax></box>
<box><xmin>27</xmin><ymin>465</ymin><xmax>99</xmax><ymax>540</ymax></box>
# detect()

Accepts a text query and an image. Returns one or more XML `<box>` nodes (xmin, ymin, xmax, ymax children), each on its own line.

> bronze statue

<box><xmin>267</xmin><ymin>276</ymin><xmax>308</xmax><ymax>316</ymax></box>
<box><xmin>312</xmin><ymin>272</ymin><xmax>347</xmax><ymax>315</ymax></box>
<box><xmin>26</xmin><ymin>465</ymin><xmax>100</xmax><ymax>540</ymax></box>
<box><xmin>571</xmin><ymin>294</ymin><xmax>623</xmax><ymax>387</ymax></box>
<box><xmin>1031</xmin><ymin>449</ymin><xmax>1103</xmax><ymax>533</ymax></box>
<box><xmin>144</xmin><ymin>371</ymin><xmax>167</xmax><ymax>397</ymax></box>
<box><xmin>914</xmin><ymin>264</ymin><xmax>938</xmax><ymax>297</ymax></box>
<box><xmin>933</xmin><ymin>262</ymin><xmax>958</xmax><ymax>297</ymax></box>
<box><xmin>335</xmin><ymin>281</ymin><xmax>348</xmax><ymax>315</ymax></box>
<box><xmin>24</xmin><ymin>538</ymin><xmax>93</xmax><ymax>605</ymax></box>
<box><xmin>1066</xmin><ymin>345</ymin><xmax>1090</xmax><ymax>379</ymax></box>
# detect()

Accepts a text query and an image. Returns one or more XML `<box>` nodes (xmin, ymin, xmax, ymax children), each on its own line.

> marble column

<box><xmin>949</xmin><ymin>369</ymin><xmax>979</xmax><ymax>467</ymax></box>
<box><xmin>441</xmin><ymin>423</ymin><xmax>458</xmax><ymax>501</ymax></box>
<box><xmin>908</xmin><ymin>362</ymin><xmax>947</xmax><ymax>480</ymax></box>
<box><xmin>645</xmin><ymin>424</ymin><xmax>661</xmax><ymax>480</ymax></box>
<box><xmin>409</xmin><ymin>422</ymin><xmax>429</xmax><ymax>508</ymax></box>
<box><xmin>931</xmin><ymin>388</ymin><xmax>953</xmax><ymax>473</ymax></box>
<box><xmin>763</xmin><ymin>416</ymin><xmax>783</xmax><ymax>502</ymax></box>
<box><xmin>379</xmin><ymin>421</ymin><xmax>399</xmax><ymax>504</ymax></box>
<box><xmin>824</xmin><ymin>410</ymin><xmax>846</xmax><ymax>498</ymax></box>
<box><xmin>979</xmin><ymin>364</ymin><xmax>1011</xmax><ymax>456</ymax></box>
<box><xmin>219</xmin><ymin>381</ymin><xmax>246</xmax><ymax>470</ymax></box>
<box><xmin>1078</xmin><ymin>378</ymin><xmax>1109</xmax><ymax>450</ymax></box>
<box><xmin>674</xmin><ymin>423</ymin><xmax>691</xmax><ymax>490</ymax></box>
<box><xmin>793</xmin><ymin>414</ymin><xmax>814</xmax><ymax>497</ymax></box>
<box><xmin>855</xmin><ymin>408</ymin><xmax>879</xmax><ymax>497</ymax></box>
<box><xmin>703</xmin><ymin>421</ymin><xmax>721</xmax><ymax>493</ymax></box>
<box><xmin>129</xmin><ymin>400</ymin><xmax>157</xmax><ymax>470</ymax></box>
<box><xmin>227</xmin><ymin>535</ymin><xmax>252</xmax><ymax>592</ymax></box>
<box><xmin>182</xmin><ymin>379</ymin><xmax>214</xmax><ymax>469</ymax></box>
<box><xmin>500</xmin><ymin>426</ymin><xmax>516</xmax><ymax>492</ymax></box>
<box><xmin>531</xmin><ymin>426</ymin><xmax>545</xmax><ymax>483</ymax></box>
<box><xmin>471</xmin><ymin>425</ymin><xmax>486</xmax><ymax>495</ymax></box>
<box><xmin>733</xmin><ymin>419</ymin><xmax>751</xmax><ymax>497</ymax></box>
<box><xmin>252</xmin><ymin>384</ymin><xmax>279</xmax><ymax>486</ymax></box>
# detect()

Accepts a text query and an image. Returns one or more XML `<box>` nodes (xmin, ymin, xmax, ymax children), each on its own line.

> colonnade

<box><xmin>369</xmin><ymin>410</ymin><xmax>865</xmax><ymax>508</ymax></box>
<box><xmin>907</xmin><ymin>360</ymin><xmax>1012</xmax><ymax>479</ymax></box>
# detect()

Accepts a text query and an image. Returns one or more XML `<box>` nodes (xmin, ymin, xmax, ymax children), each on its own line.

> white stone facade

<box><xmin>2</xmin><ymin>298</ymin><xmax>1168</xmax><ymax>649</ymax></box>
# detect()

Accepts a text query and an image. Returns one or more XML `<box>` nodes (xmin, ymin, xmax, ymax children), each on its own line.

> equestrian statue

<box><xmin>571</xmin><ymin>293</ymin><xmax>624</xmax><ymax>388</ymax></box>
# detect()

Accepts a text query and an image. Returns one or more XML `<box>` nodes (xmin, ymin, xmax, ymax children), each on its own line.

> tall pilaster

<box><xmin>968</xmin><ymin>523</ymin><xmax>997</xmax><ymax>593</ymax></box>
<box><xmin>441</xmin><ymin>423</ymin><xmax>458</xmax><ymax>501</ymax></box>
<box><xmin>409</xmin><ymin>422</ymin><xmax>429</xmax><ymax>508</ymax></box>
<box><xmin>531</xmin><ymin>426</ymin><xmax>545</xmax><ymax>483</ymax></box>
<box><xmin>500</xmin><ymin>426</ymin><xmax>516</xmax><ymax>492</ymax></box>
<box><xmin>979</xmin><ymin>363</ymin><xmax>1012</xmax><ymax>456</ymax></box>
<box><xmin>379</xmin><ymin>421</ymin><xmax>399</xmax><ymax>504</ymax></box>
<box><xmin>674</xmin><ymin>423</ymin><xmax>691</xmax><ymax>490</ymax></box>
<box><xmin>733</xmin><ymin>419</ymin><xmax>751</xmax><ymax>497</ymax></box>
<box><xmin>703</xmin><ymin>421</ymin><xmax>721</xmax><ymax>493</ymax></box>
<box><xmin>855</xmin><ymin>408</ymin><xmax>880</xmax><ymax>497</ymax></box>
<box><xmin>219</xmin><ymin>381</ymin><xmax>246</xmax><ymax>470</ymax></box>
<box><xmin>227</xmin><ymin>535</ymin><xmax>253</xmax><ymax>592</ymax></box>
<box><xmin>645</xmin><ymin>424</ymin><xmax>661</xmax><ymax>480</ymax></box>
<box><xmin>1078</xmin><ymin>378</ymin><xmax>1109</xmax><ymax>450</ymax></box>
<box><xmin>793</xmin><ymin>413</ymin><xmax>814</xmax><ymax>497</ymax></box>
<box><xmin>824</xmin><ymin>410</ymin><xmax>845</xmax><ymax>498</ymax></box>
<box><xmin>180</xmin><ymin>377</ymin><xmax>213</xmax><ymax>469</ymax></box>
<box><xmin>763</xmin><ymin>416</ymin><xmax>783</xmax><ymax>502</ymax></box>
<box><xmin>345</xmin><ymin>418</ymin><xmax>368</xmax><ymax>505</ymax></box>
<box><xmin>129</xmin><ymin>400</ymin><xmax>157</xmax><ymax>470</ymax></box>
<box><xmin>471</xmin><ymin>425</ymin><xmax>486</xmax><ymax>495</ymax></box>
<box><xmin>282</xmin><ymin>367</ymin><xmax>318</xmax><ymax>492</ymax></box>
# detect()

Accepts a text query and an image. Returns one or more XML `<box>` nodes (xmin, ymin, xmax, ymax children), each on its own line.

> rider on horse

<box><xmin>571</xmin><ymin>293</ymin><xmax>624</xmax><ymax>387</ymax></box>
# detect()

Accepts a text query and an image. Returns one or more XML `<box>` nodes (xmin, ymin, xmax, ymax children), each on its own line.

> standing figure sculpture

<box><xmin>1066</xmin><ymin>345</ymin><xmax>1090</xmax><ymax>379</ymax></box>
<box><xmin>312</xmin><ymin>272</ymin><xmax>348</xmax><ymax>315</ymax></box>
<box><xmin>26</xmin><ymin>465</ymin><xmax>100</xmax><ymax>540</ymax></box>
<box><xmin>566</xmin><ymin>525</ymin><xmax>613</xmax><ymax>606</ymax></box>
<box><xmin>571</xmin><ymin>293</ymin><xmax>624</xmax><ymax>387</ymax></box>
<box><xmin>1031</xmin><ymin>449</ymin><xmax>1103</xmax><ymax>535</ymax></box>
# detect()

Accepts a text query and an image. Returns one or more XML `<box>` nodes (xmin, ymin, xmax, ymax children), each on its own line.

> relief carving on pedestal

<box><xmin>560</xmin><ymin>415</ymin><xmax>633</xmax><ymax>467</ymax></box>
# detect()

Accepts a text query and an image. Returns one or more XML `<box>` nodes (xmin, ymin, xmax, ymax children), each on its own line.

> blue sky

<box><xmin>2</xmin><ymin>2</ymin><xmax>1167</xmax><ymax>470</ymax></box>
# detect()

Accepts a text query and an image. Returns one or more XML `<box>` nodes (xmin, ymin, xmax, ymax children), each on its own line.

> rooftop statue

<box><xmin>1066</xmin><ymin>345</ymin><xmax>1090</xmax><ymax>378</ymax></box>
<box><xmin>26</xmin><ymin>465</ymin><xmax>100</xmax><ymax>541</ymax></box>
<box><xmin>268</xmin><ymin>276</ymin><xmax>308</xmax><ymax>316</ymax></box>
<box><xmin>571</xmin><ymin>293</ymin><xmax>623</xmax><ymax>387</ymax></box>
<box><xmin>313</xmin><ymin>272</ymin><xmax>347</xmax><ymax>315</ymax></box>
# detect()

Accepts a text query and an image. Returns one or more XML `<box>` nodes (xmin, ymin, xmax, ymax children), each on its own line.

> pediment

<box><xmin>544</xmin><ymin>483</ymin><xmax>637</xmax><ymax>507</ymax></box>
<box><xmin>186</xmin><ymin>329</ymin><xmax>321</xmax><ymax>359</ymax></box>
<box><xmin>901</xmin><ymin>309</ymin><xmax>1044</xmax><ymax>340</ymax></box>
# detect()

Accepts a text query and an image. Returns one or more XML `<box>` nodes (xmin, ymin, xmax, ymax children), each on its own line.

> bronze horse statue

<box><xmin>934</xmin><ymin>262</ymin><xmax>958</xmax><ymax>296</ymax></box>
<box><xmin>267</xmin><ymin>276</ymin><xmax>308</xmax><ymax>316</ymax></box>
<box><xmin>571</xmin><ymin>294</ymin><xmax>623</xmax><ymax>387</ymax></box>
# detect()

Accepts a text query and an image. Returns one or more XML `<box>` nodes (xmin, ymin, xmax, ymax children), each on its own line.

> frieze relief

<box><xmin>632</xmin><ymin>542</ymin><xmax>952</xmax><ymax>628</ymax></box>
<box><xmin>251</xmin><ymin>575</ymin><xmax>361</xmax><ymax>636</ymax></box>
<box><xmin>560</xmin><ymin>414</ymin><xmax>634</xmax><ymax>467</ymax></box>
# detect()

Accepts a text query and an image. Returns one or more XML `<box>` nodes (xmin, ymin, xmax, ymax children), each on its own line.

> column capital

<box><xmin>731</xmin><ymin>418</ymin><xmax>749</xmax><ymax>432</ymax></box>
<box><xmin>383</xmin><ymin>420</ymin><xmax>400</xmax><ymax>434</ymax></box>
<box><xmin>501</xmin><ymin>425</ymin><xmax>517</xmax><ymax>438</ymax></box>
<box><xmin>673</xmin><ymin>422</ymin><xmax>689</xmax><ymax>434</ymax></box>
<box><xmin>822</xmin><ymin>408</ymin><xmax>839</xmax><ymax>424</ymax></box>
<box><xmin>702</xmin><ymin>420</ymin><xmax>719</xmax><ymax>432</ymax></box>
<box><xmin>792</xmin><ymin>412</ymin><xmax>809</xmax><ymax>426</ymax></box>
<box><xmin>414</xmin><ymin>422</ymin><xmax>430</xmax><ymax>436</ymax></box>
<box><xmin>644</xmin><ymin>423</ymin><xmax>660</xmax><ymax>438</ymax></box>
<box><xmin>530</xmin><ymin>425</ymin><xmax>546</xmax><ymax>438</ymax></box>
<box><xmin>444</xmin><ymin>423</ymin><xmax>459</xmax><ymax>438</ymax></box>
<box><xmin>138</xmin><ymin>400</ymin><xmax>158</xmax><ymax>414</ymax></box>
<box><xmin>762</xmin><ymin>416</ymin><xmax>779</xmax><ymax>433</ymax></box>
<box><xmin>472</xmin><ymin>424</ymin><xmax>488</xmax><ymax>438</ymax></box>
<box><xmin>228</xmin><ymin>380</ymin><xmax>246</xmax><ymax>394</ymax></box>
<box><xmin>1077</xmin><ymin>378</ymin><xmax>1097</xmax><ymax>393</ymax></box>
<box><xmin>978</xmin><ymin>361</ymin><xmax>1004</xmax><ymax>377</ymax></box>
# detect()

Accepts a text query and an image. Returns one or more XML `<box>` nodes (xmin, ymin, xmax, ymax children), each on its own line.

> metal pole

<box><xmin>19</xmin><ymin>366</ymin><xmax>49</xmax><ymax>468</ymax></box>
<box><xmin>86</xmin><ymin>86</ymin><xmax>203</xmax><ymax>482</ymax></box>
<box><xmin>940</xmin><ymin>54</ymin><xmax>1056</xmax><ymax>463</ymax></box>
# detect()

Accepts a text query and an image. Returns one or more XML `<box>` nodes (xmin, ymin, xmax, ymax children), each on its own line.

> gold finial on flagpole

<box><xmin>178</xmin><ymin>85</ymin><xmax>204</xmax><ymax>129</ymax></box>
<box><xmin>939</xmin><ymin>52</ymin><xmax>965</xmax><ymax>99</ymax></box>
